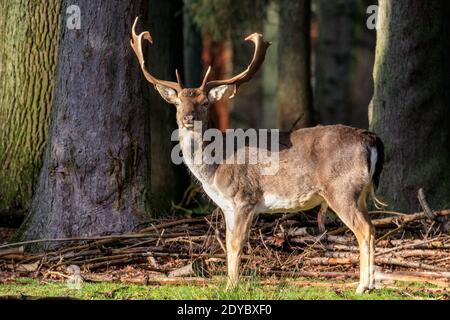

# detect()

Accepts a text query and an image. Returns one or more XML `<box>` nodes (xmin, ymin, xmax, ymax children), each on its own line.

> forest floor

<box><xmin>1</xmin><ymin>206</ymin><xmax>449</xmax><ymax>300</ymax></box>
<box><xmin>0</xmin><ymin>276</ymin><xmax>448</xmax><ymax>300</ymax></box>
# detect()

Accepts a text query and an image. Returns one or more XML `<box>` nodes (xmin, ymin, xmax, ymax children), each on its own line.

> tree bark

<box><xmin>16</xmin><ymin>0</ymin><xmax>181</xmax><ymax>246</ymax></box>
<box><xmin>0</xmin><ymin>0</ymin><xmax>61</xmax><ymax>224</ymax></box>
<box><xmin>370</xmin><ymin>0</ymin><xmax>450</xmax><ymax>212</ymax></box>
<box><xmin>277</xmin><ymin>0</ymin><xmax>314</xmax><ymax>131</ymax></box>
<box><xmin>315</xmin><ymin>0</ymin><xmax>355</xmax><ymax>125</ymax></box>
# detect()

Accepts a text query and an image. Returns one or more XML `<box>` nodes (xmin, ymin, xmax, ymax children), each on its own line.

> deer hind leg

<box><xmin>357</xmin><ymin>185</ymin><xmax>376</xmax><ymax>289</ymax></box>
<box><xmin>322</xmin><ymin>189</ymin><xmax>375</xmax><ymax>293</ymax></box>
<box><xmin>224</xmin><ymin>206</ymin><xmax>255</xmax><ymax>290</ymax></box>
<box><xmin>317</xmin><ymin>202</ymin><xmax>329</xmax><ymax>233</ymax></box>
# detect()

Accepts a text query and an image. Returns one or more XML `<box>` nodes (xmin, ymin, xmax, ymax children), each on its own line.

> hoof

<box><xmin>356</xmin><ymin>284</ymin><xmax>370</xmax><ymax>294</ymax></box>
<box><xmin>226</xmin><ymin>281</ymin><xmax>238</xmax><ymax>291</ymax></box>
<box><xmin>369</xmin><ymin>282</ymin><xmax>379</xmax><ymax>290</ymax></box>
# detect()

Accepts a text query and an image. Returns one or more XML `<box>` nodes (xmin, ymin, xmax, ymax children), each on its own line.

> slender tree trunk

<box><xmin>261</xmin><ymin>1</ymin><xmax>279</xmax><ymax>129</ymax></box>
<box><xmin>370</xmin><ymin>0</ymin><xmax>450</xmax><ymax>212</ymax></box>
<box><xmin>348</xmin><ymin>0</ymin><xmax>376</xmax><ymax>129</ymax></box>
<box><xmin>0</xmin><ymin>0</ymin><xmax>61</xmax><ymax>226</ymax></box>
<box><xmin>15</xmin><ymin>0</ymin><xmax>173</xmax><ymax>246</ymax></box>
<box><xmin>183</xmin><ymin>0</ymin><xmax>202</xmax><ymax>88</ymax></box>
<box><xmin>232</xmin><ymin>21</ymin><xmax>264</xmax><ymax>129</ymax></box>
<box><xmin>147</xmin><ymin>0</ymin><xmax>189</xmax><ymax>212</ymax></box>
<box><xmin>315</xmin><ymin>0</ymin><xmax>355</xmax><ymax>125</ymax></box>
<box><xmin>202</xmin><ymin>35</ymin><xmax>232</xmax><ymax>131</ymax></box>
<box><xmin>277</xmin><ymin>0</ymin><xmax>314</xmax><ymax>131</ymax></box>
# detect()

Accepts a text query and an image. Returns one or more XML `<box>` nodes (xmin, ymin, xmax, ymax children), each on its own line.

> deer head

<box><xmin>130</xmin><ymin>17</ymin><xmax>271</xmax><ymax>130</ymax></box>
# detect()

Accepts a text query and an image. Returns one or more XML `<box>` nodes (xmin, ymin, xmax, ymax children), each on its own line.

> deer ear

<box><xmin>208</xmin><ymin>85</ymin><xmax>232</xmax><ymax>102</ymax></box>
<box><xmin>155</xmin><ymin>84</ymin><xmax>180</xmax><ymax>104</ymax></box>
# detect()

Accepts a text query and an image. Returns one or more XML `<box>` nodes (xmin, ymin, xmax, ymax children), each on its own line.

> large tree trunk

<box><xmin>277</xmin><ymin>0</ymin><xmax>314</xmax><ymax>131</ymax></box>
<box><xmin>0</xmin><ymin>0</ymin><xmax>61</xmax><ymax>226</ymax></box>
<box><xmin>370</xmin><ymin>0</ymin><xmax>450</xmax><ymax>212</ymax></box>
<box><xmin>16</xmin><ymin>0</ymin><xmax>182</xmax><ymax>246</ymax></box>
<box><xmin>348</xmin><ymin>0</ymin><xmax>376</xmax><ymax>129</ymax></box>
<box><xmin>315</xmin><ymin>0</ymin><xmax>355</xmax><ymax>125</ymax></box>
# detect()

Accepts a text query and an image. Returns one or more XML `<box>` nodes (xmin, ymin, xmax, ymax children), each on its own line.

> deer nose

<box><xmin>183</xmin><ymin>114</ymin><xmax>195</xmax><ymax>123</ymax></box>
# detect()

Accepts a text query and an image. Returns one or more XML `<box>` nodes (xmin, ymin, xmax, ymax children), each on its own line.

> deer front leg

<box><xmin>224</xmin><ymin>207</ymin><xmax>255</xmax><ymax>290</ymax></box>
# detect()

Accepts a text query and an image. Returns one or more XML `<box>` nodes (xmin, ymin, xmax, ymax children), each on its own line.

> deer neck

<box><xmin>178</xmin><ymin>123</ymin><xmax>218</xmax><ymax>185</ymax></box>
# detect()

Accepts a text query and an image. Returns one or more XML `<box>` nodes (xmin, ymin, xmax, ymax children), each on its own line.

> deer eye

<box><xmin>201</xmin><ymin>101</ymin><xmax>209</xmax><ymax>108</ymax></box>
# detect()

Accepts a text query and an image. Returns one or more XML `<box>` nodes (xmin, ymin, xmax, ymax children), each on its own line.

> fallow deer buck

<box><xmin>131</xmin><ymin>17</ymin><xmax>387</xmax><ymax>293</ymax></box>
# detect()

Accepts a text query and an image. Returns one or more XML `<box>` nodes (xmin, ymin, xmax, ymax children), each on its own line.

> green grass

<box><xmin>0</xmin><ymin>277</ymin><xmax>447</xmax><ymax>300</ymax></box>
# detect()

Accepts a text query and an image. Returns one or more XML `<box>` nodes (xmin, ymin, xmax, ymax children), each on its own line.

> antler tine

<box><xmin>204</xmin><ymin>33</ymin><xmax>271</xmax><ymax>98</ymax></box>
<box><xmin>175</xmin><ymin>69</ymin><xmax>184</xmax><ymax>89</ymax></box>
<box><xmin>200</xmin><ymin>66</ymin><xmax>212</xmax><ymax>89</ymax></box>
<box><xmin>130</xmin><ymin>17</ymin><xmax>181</xmax><ymax>92</ymax></box>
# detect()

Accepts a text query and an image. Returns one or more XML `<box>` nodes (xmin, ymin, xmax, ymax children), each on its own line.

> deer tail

<box><xmin>369</xmin><ymin>136</ymin><xmax>388</xmax><ymax>209</ymax></box>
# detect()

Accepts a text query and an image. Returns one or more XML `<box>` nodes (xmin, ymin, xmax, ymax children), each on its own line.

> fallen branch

<box><xmin>418</xmin><ymin>188</ymin><xmax>437</xmax><ymax>220</ymax></box>
<box><xmin>0</xmin><ymin>246</ymin><xmax>24</xmax><ymax>258</ymax></box>
<box><xmin>120</xmin><ymin>276</ymin><xmax>208</xmax><ymax>286</ymax></box>
<box><xmin>376</xmin><ymin>257</ymin><xmax>446</xmax><ymax>272</ymax></box>
<box><xmin>265</xmin><ymin>270</ymin><xmax>358</xmax><ymax>279</ymax></box>
<box><xmin>167</xmin><ymin>259</ymin><xmax>209</xmax><ymax>278</ymax></box>
<box><xmin>373</xmin><ymin>210</ymin><xmax>450</xmax><ymax>227</ymax></box>
<box><xmin>325</xmin><ymin>249</ymin><xmax>449</xmax><ymax>259</ymax></box>
<box><xmin>305</xmin><ymin>256</ymin><xmax>447</xmax><ymax>272</ymax></box>
<box><xmin>328</xmin><ymin>209</ymin><xmax>450</xmax><ymax>235</ymax></box>
<box><xmin>261</xmin><ymin>279</ymin><xmax>355</xmax><ymax>289</ymax></box>
<box><xmin>377</xmin><ymin>271</ymin><xmax>450</xmax><ymax>286</ymax></box>
<box><xmin>139</xmin><ymin>217</ymin><xmax>205</xmax><ymax>233</ymax></box>
<box><xmin>377</xmin><ymin>237</ymin><xmax>449</xmax><ymax>255</ymax></box>
<box><xmin>0</xmin><ymin>231</ymin><xmax>206</xmax><ymax>250</ymax></box>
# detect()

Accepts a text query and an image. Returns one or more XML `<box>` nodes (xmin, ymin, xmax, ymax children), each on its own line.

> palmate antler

<box><xmin>131</xmin><ymin>17</ymin><xmax>271</xmax><ymax>97</ymax></box>
<box><xmin>130</xmin><ymin>17</ymin><xmax>183</xmax><ymax>92</ymax></box>
<box><xmin>201</xmin><ymin>33</ymin><xmax>271</xmax><ymax>98</ymax></box>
